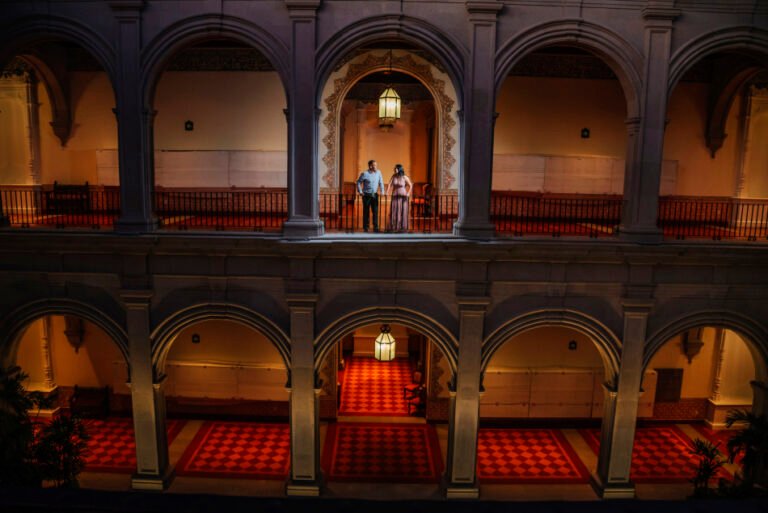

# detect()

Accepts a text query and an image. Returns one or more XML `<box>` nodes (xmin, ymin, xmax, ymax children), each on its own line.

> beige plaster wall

<box><xmin>648</xmin><ymin>328</ymin><xmax>717</xmax><ymax>399</ymax></box>
<box><xmin>487</xmin><ymin>326</ymin><xmax>604</xmax><ymax>369</ymax></box>
<box><xmin>167</xmin><ymin>320</ymin><xmax>285</xmax><ymax>366</ymax></box>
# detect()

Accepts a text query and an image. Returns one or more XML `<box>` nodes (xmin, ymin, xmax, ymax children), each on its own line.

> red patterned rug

<box><xmin>579</xmin><ymin>425</ymin><xmax>730</xmax><ymax>483</ymax></box>
<box><xmin>477</xmin><ymin>428</ymin><xmax>590</xmax><ymax>484</ymax></box>
<box><xmin>339</xmin><ymin>357</ymin><xmax>413</xmax><ymax>416</ymax></box>
<box><xmin>322</xmin><ymin>422</ymin><xmax>443</xmax><ymax>483</ymax></box>
<box><xmin>175</xmin><ymin>421</ymin><xmax>290</xmax><ymax>480</ymax></box>
<box><xmin>82</xmin><ymin>417</ymin><xmax>186</xmax><ymax>473</ymax></box>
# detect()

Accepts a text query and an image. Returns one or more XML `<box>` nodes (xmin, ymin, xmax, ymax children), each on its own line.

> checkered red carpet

<box><xmin>339</xmin><ymin>357</ymin><xmax>414</xmax><ymax>416</ymax></box>
<box><xmin>477</xmin><ymin>428</ymin><xmax>590</xmax><ymax>483</ymax></box>
<box><xmin>322</xmin><ymin>422</ymin><xmax>443</xmax><ymax>483</ymax></box>
<box><xmin>580</xmin><ymin>425</ymin><xmax>731</xmax><ymax>483</ymax></box>
<box><xmin>82</xmin><ymin>417</ymin><xmax>186</xmax><ymax>473</ymax></box>
<box><xmin>175</xmin><ymin>421</ymin><xmax>290</xmax><ymax>479</ymax></box>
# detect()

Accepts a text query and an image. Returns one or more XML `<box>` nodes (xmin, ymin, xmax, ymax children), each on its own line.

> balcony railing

<box><xmin>659</xmin><ymin>196</ymin><xmax>768</xmax><ymax>241</ymax></box>
<box><xmin>492</xmin><ymin>192</ymin><xmax>622</xmax><ymax>237</ymax></box>
<box><xmin>2</xmin><ymin>185</ymin><xmax>767</xmax><ymax>241</ymax></box>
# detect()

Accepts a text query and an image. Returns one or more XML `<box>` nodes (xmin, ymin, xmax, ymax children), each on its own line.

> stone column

<box><xmin>592</xmin><ymin>299</ymin><xmax>651</xmax><ymax>499</ymax></box>
<box><xmin>111</xmin><ymin>1</ymin><xmax>157</xmax><ymax>233</ymax></box>
<box><xmin>751</xmin><ymin>381</ymin><xmax>768</xmax><ymax>418</ymax></box>
<box><xmin>286</xmin><ymin>293</ymin><xmax>321</xmax><ymax>496</ymax></box>
<box><xmin>445</xmin><ymin>297</ymin><xmax>488</xmax><ymax>499</ymax></box>
<box><xmin>620</xmin><ymin>6</ymin><xmax>679</xmax><ymax>242</ymax></box>
<box><xmin>453</xmin><ymin>1</ymin><xmax>502</xmax><ymax>239</ymax></box>
<box><xmin>282</xmin><ymin>0</ymin><xmax>324</xmax><ymax>238</ymax></box>
<box><xmin>25</xmin><ymin>71</ymin><xmax>42</xmax><ymax>185</ymax></box>
<box><xmin>39</xmin><ymin>316</ymin><xmax>56</xmax><ymax>390</ymax></box>
<box><xmin>123</xmin><ymin>290</ymin><xmax>171</xmax><ymax>490</ymax></box>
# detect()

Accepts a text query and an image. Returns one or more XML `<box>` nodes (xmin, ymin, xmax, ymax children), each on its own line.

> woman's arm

<box><xmin>405</xmin><ymin>175</ymin><xmax>413</xmax><ymax>197</ymax></box>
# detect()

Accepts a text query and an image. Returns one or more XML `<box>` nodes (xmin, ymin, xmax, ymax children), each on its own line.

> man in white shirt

<box><xmin>356</xmin><ymin>159</ymin><xmax>385</xmax><ymax>233</ymax></box>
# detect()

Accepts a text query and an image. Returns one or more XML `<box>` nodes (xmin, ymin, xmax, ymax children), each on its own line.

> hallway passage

<box><xmin>338</xmin><ymin>356</ymin><xmax>415</xmax><ymax>416</ymax></box>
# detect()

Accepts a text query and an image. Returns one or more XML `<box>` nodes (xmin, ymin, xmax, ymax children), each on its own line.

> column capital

<box><xmin>109</xmin><ymin>0</ymin><xmax>145</xmax><ymax>17</ymax></box>
<box><xmin>286</xmin><ymin>0</ymin><xmax>321</xmax><ymax>18</ymax></box>
<box><xmin>642</xmin><ymin>6</ymin><xmax>681</xmax><ymax>23</ymax></box>
<box><xmin>286</xmin><ymin>293</ymin><xmax>319</xmax><ymax>307</ymax></box>
<box><xmin>621</xmin><ymin>298</ymin><xmax>654</xmax><ymax>314</ymax></box>
<box><xmin>466</xmin><ymin>1</ymin><xmax>503</xmax><ymax>21</ymax></box>
<box><xmin>120</xmin><ymin>289</ymin><xmax>153</xmax><ymax>306</ymax></box>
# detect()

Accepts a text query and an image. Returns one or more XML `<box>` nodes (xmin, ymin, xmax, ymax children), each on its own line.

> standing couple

<box><xmin>356</xmin><ymin>160</ymin><xmax>413</xmax><ymax>233</ymax></box>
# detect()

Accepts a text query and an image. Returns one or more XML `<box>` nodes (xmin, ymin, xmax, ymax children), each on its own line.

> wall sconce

<box><xmin>64</xmin><ymin>315</ymin><xmax>86</xmax><ymax>353</ymax></box>
<box><xmin>681</xmin><ymin>329</ymin><xmax>704</xmax><ymax>363</ymax></box>
<box><xmin>184</xmin><ymin>120</ymin><xmax>194</xmax><ymax>131</ymax></box>
<box><xmin>580</xmin><ymin>128</ymin><xmax>590</xmax><ymax>139</ymax></box>
<box><xmin>568</xmin><ymin>340</ymin><xmax>578</xmax><ymax>351</ymax></box>
<box><xmin>191</xmin><ymin>333</ymin><xmax>201</xmax><ymax>344</ymax></box>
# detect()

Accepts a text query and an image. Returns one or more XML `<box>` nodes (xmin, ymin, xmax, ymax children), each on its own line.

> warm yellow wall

<box><xmin>648</xmin><ymin>327</ymin><xmax>717</xmax><ymax>399</ymax></box>
<box><xmin>663</xmin><ymin>83</ymin><xmax>741</xmax><ymax>196</ymax></box>
<box><xmin>39</xmin><ymin>72</ymin><xmax>118</xmax><ymax>184</ymax></box>
<box><xmin>341</xmin><ymin>102</ymin><xmax>360</xmax><ymax>184</ymax></box>
<box><xmin>719</xmin><ymin>330</ymin><xmax>756</xmax><ymax>403</ymax></box>
<box><xmin>494</xmin><ymin>76</ymin><xmax>627</xmax><ymax>158</ymax></box>
<box><xmin>487</xmin><ymin>327</ymin><xmax>603</xmax><ymax>369</ymax></box>
<box><xmin>16</xmin><ymin>315</ymin><xmax>124</xmax><ymax>389</ymax></box>
<box><xmin>167</xmin><ymin>320</ymin><xmax>285</xmax><ymax>367</ymax></box>
<box><xmin>0</xmin><ymin>78</ymin><xmax>31</xmax><ymax>184</ymax></box>
<box><xmin>154</xmin><ymin>71</ymin><xmax>287</xmax><ymax>151</ymax></box>
<box><xmin>408</xmin><ymin>102</ymin><xmax>431</xmax><ymax>185</ymax></box>
<box><xmin>743</xmin><ymin>101</ymin><xmax>768</xmax><ymax>198</ymax></box>
<box><xmin>15</xmin><ymin>318</ymin><xmax>45</xmax><ymax>384</ymax></box>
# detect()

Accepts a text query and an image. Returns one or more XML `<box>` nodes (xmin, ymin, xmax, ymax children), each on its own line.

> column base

<box><xmin>286</xmin><ymin>481</ymin><xmax>322</xmax><ymax>496</ymax></box>
<box><xmin>115</xmin><ymin>216</ymin><xmax>159</xmax><ymax>234</ymax></box>
<box><xmin>453</xmin><ymin>221</ymin><xmax>495</xmax><ymax>239</ymax></box>
<box><xmin>445</xmin><ymin>485</ymin><xmax>480</xmax><ymax>499</ymax></box>
<box><xmin>590</xmin><ymin>473</ymin><xmax>635</xmax><ymax>499</ymax></box>
<box><xmin>282</xmin><ymin>219</ymin><xmax>325</xmax><ymax>239</ymax></box>
<box><xmin>618</xmin><ymin>225</ymin><xmax>663</xmax><ymax>244</ymax></box>
<box><xmin>131</xmin><ymin>467</ymin><xmax>174</xmax><ymax>491</ymax></box>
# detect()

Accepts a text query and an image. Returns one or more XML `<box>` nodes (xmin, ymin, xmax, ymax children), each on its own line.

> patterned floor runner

<box><xmin>82</xmin><ymin>417</ymin><xmax>186</xmax><ymax>473</ymax></box>
<box><xmin>580</xmin><ymin>425</ymin><xmax>730</xmax><ymax>483</ymax></box>
<box><xmin>477</xmin><ymin>428</ymin><xmax>590</xmax><ymax>484</ymax></box>
<box><xmin>322</xmin><ymin>422</ymin><xmax>443</xmax><ymax>483</ymax></box>
<box><xmin>338</xmin><ymin>357</ymin><xmax>413</xmax><ymax>416</ymax></box>
<box><xmin>175</xmin><ymin>421</ymin><xmax>290</xmax><ymax>479</ymax></box>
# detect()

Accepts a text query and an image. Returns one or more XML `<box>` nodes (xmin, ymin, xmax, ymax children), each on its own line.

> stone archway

<box><xmin>318</xmin><ymin>50</ymin><xmax>460</xmax><ymax>193</ymax></box>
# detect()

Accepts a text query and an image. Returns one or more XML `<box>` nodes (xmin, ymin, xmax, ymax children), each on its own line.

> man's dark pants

<box><xmin>362</xmin><ymin>193</ymin><xmax>379</xmax><ymax>232</ymax></box>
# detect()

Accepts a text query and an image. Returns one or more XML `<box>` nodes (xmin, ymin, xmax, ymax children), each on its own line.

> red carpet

<box><xmin>339</xmin><ymin>357</ymin><xmax>413</xmax><ymax>416</ymax></box>
<box><xmin>82</xmin><ymin>418</ymin><xmax>186</xmax><ymax>473</ymax></box>
<box><xmin>477</xmin><ymin>428</ymin><xmax>590</xmax><ymax>484</ymax></box>
<box><xmin>580</xmin><ymin>425</ymin><xmax>730</xmax><ymax>483</ymax></box>
<box><xmin>175</xmin><ymin>421</ymin><xmax>290</xmax><ymax>480</ymax></box>
<box><xmin>322</xmin><ymin>422</ymin><xmax>443</xmax><ymax>483</ymax></box>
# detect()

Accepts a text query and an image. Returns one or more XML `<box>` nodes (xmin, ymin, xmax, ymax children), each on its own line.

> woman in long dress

<box><xmin>387</xmin><ymin>164</ymin><xmax>413</xmax><ymax>232</ymax></box>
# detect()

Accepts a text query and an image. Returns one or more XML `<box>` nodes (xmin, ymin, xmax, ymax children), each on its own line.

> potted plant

<box><xmin>725</xmin><ymin>408</ymin><xmax>768</xmax><ymax>494</ymax></box>
<box><xmin>690</xmin><ymin>438</ymin><xmax>724</xmax><ymax>497</ymax></box>
<box><xmin>33</xmin><ymin>414</ymin><xmax>90</xmax><ymax>488</ymax></box>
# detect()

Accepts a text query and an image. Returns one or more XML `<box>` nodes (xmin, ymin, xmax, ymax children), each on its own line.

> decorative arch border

<box><xmin>314</xmin><ymin>306</ymin><xmax>458</xmax><ymax>377</ymax></box>
<box><xmin>481</xmin><ymin>309</ymin><xmax>621</xmax><ymax>381</ymax></box>
<box><xmin>318</xmin><ymin>50</ymin><xmax>459</xmax><ymax>191</ymax></box>
<box><xmin>643</xmin><ymin>310</ymin><xmax>768</xmax><ymax>381</ymax></box>
<box><xmin>668</xmin><ymin>26</ymin><xmax>768</xmax><ymax>98</ymax></box>
<box><xmin>150</xmin><ymin>303</ymin><xmax>291</xmax><ymax>376</ymax></box>
<box><xmin>140</xmin><ymin>14</ymin><xmax>290</xmax><ymax>108</ymax></box>
<box><xmin>0</xmin><ymin>298</ymin><xmax>129</xmax><ymax>370</ymax></box>
<box><xmin>495</xmin><ymin>19</ymin><xmax>643</xmax><ymax>119</ymax></box>
<box><xmin>315</xmin><ymin>15</ymin><xmax>467</xmax><ymax>105</ymax></box>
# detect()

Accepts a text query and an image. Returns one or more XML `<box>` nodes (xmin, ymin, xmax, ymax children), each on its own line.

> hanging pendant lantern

<box><xmin>374</xmin><ymin>324</ymin><xmax>396</xmax><ymax>361</ymax></box>
<box><xmin>378</xmin><ymin>50</ymin><xmax>401</xmax><ymax>132</ymax></box>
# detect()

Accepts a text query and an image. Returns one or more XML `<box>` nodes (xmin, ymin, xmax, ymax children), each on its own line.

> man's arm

<box><xmin>356</xmin><ymin>173</ymin><xmax>364</xmax><ymax>194</ymax></box>
<box><xmin>377</xmin><ymin>171</ymin><xmax>386</xmax><ymax>195</ymax></box>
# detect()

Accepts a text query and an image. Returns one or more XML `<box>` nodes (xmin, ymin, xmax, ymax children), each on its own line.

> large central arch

<box><xmin>314</xmin><ymin>306</ymin><xmax>458</xmax><ymax>377</ymax></box>
<box><xmin>482</xmin><ymin>309</ymin><xmax>622</xmax><ymax>381</ymax></box>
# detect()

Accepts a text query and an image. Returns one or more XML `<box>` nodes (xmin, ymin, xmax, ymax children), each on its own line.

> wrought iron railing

<box><xmin>492</xmin><ymin>192</ymin><xmax>623</xmax><ymax>237</ymax></box>
<box><xmin>2</xmin><ymin>185</ymin><xmax>767</xmax><ymax>242</ymax></box>
<box><xmin>658</xmin><ymin>196</ymin><xmax>768</xmax><ymax>241</ymax></box>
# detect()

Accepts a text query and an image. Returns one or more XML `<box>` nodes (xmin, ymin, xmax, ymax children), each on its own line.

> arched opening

<box><xmin>624</xmin><ymin>326</ymin><xmax>764</xmax><ymax>494</ymax></box>
<box><xmin>316</xmin><ymin>321</ymin><xmax>449</xmax><ymax>495</ymax></box>
<box><xmin>479</xmin><ymin>326</ymin><xmax>613</xmax><ymax>492</ymax></box>
<box><xmin>149</xmin><ymin>39</ymin><xmax>288</xmax><ymax>232</ymax></box>
<box><xmin>12</xmin><ymin>314</ymin><xmax>135</xmax><ymax>480</ymax></box>
<box><xmin>317</xmin><ymin>44</ymin><xmax>461</xmax><ymax>234</ymax></box>
<box><xmin>660</xmin><ymin>50</ymin><xmax>768</xmax><ymax>241</ymax></box>
<box><xmin>0</xmin><ymin>41</ymin><xmax>119</xmax><ymax>229</ymax></box>
<box><xmin>157</xmin><ymin>319</ymin><xmax>291</xmax><ymax>484</ymax></box>
<box><xmin>492</xmin><ymin>45</ymin><xmax>630</xmax><ymax>237</ymax></box>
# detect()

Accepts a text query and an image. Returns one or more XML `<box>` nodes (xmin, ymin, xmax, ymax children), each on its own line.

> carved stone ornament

<box><xmin>320</xmin><ymin>51</ymin><xmax>457</xmax><ymax>192</ymax></box>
